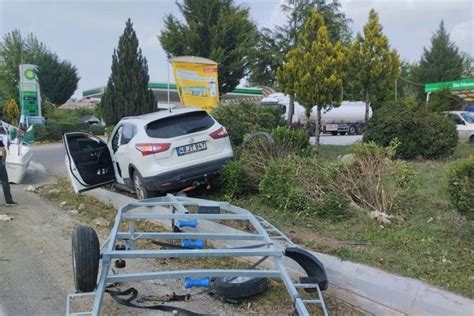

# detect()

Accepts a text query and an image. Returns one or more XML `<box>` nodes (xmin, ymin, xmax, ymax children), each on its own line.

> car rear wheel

<box><xmin>133</xmin><ymin>170</ymin><xmax>155</xmax><ymax>200</ymax></box>
<box><xmin>470</xmin><ymin>135</ymin><xmax>474</xmax><ymax>144</ymax></box>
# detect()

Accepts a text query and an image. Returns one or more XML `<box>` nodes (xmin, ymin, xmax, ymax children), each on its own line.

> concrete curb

<box><xmin>87</xmin><ymin>189</ymin><xmax>474</xmax><ymax>316</ymax></box>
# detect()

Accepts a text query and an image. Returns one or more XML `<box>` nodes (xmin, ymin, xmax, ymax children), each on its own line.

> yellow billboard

<box><xmin>170</xmin><ymin>56</ymin><xmax>219</xmax><ymax>111</ymax></box>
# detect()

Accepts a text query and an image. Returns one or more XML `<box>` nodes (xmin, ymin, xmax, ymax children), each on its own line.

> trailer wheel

<box><xmin>215</xmin><ymin>277</ymin><xmax>268</xmax><ymax>299</ymax></box>
<box><xmin>72</xmin><ymin>225</ymin><xmax>100</xmax><ymax>292</ymax></box>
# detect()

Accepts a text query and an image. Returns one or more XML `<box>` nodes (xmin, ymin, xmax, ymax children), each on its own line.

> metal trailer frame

<box><xmin>66</xmin><ymin>194</ymin><xmax>329</xmax><ymax>316</ymax></box>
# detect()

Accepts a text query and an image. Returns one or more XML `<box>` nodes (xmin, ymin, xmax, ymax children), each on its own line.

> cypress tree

<box><xmin>348</xmin><ymin>9</ymin><xmax>400</xmax><ymax>118</ymax></box>
<box><xmin>102</xmin><ymin>19</ymin><xmax>155</xmax><ymax>125</ymax></box>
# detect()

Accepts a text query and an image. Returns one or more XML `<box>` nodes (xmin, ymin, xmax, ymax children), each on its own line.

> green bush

<box><xmin>447</xmin><ymin>157</ymin><xmax>474</xmax><ymax>219</ymax></box>
<box><xmin>44</xmin><ymin>120</ymin><xmax>62</xmax><ymax>141</ymax></box>
<box><xmin>33</xmin><ymin>124</ymin><xmax>47</xmax><ymax>141</ymax></box>
<box><xmin>212</xmin><ymin>101</ymin><xmax>284</xmax><ymax>146</ymax></box>
<box><xmin>259</xmin><ymin>157</ymin><xmax>349</xmax><ymax>219</ymax></box>
<box><xmin>33</xmin><ymin>119</ymin><xmax>88</xmax><ymax>141</ymax></box>
<box><xmin>89</xmin><ymin>124</ymin><xmax>105</xmax><ymax>136</ymax></box>
<box><xmin>364</xmin><ymin>102</ymin><xmax>458</xmax><ymax>159</ymax></box>
<box><xmin>271</xmin><ymin>126</ymin><xmax>310</xmax><ymax>153</ymax></box>
<box><xmin>419</xmin><ymin>113</ymin><xmax>459</xmax><ymax>159</ymax></box>
<box><xmin>259</xmin><ymin>158</ymin><xmax>313</xmax><ymax>214</ymax></box>
<box><xmin>316</xmin><ymin>189</ymin><xmax>349</xmax><ymax>220</ymax></box>
<box><xmin>216</xmin><ymin>161</ymin><xmax>251</xmax><ymax>198</ymax></box>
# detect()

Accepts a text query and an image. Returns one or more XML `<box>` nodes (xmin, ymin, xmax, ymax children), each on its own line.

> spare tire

<box><xmin>72</xmin><ymin>225</ymin><xmax>100</xmax><ymax>292</ymax></box>
<box><xmin>215</xmin><ymin>277</ymin><xmax>268</xmax><ymax>300</ymax></box>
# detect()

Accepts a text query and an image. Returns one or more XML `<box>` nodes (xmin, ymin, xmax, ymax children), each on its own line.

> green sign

<box><xmin>425</xmin><ymin>78</ymin><xmax>474</xmax><ymax>93</ymax></box>
<box><xmin>19</xmin><ymin>64</ymin><xmax>42</xmax><ymax>119</ymax></box>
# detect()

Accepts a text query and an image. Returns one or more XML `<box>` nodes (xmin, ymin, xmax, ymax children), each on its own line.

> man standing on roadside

<box><xmin>0</xmin><ymin>140</ymin><xmax>17</xmax><ymax>205</ymax></box>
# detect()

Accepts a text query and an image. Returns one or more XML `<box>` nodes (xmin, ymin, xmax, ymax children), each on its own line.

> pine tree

<box><xmin>349</xmin><ymin>9</ymin><xmax>400</xmax><ymax>120</ymax></box>
<box><xmin>102</xmin><ymin>19</ymin><xmax>155</xmax><ymax>125</ymax></box>
<box><xmin>159</xmin><ymin>0</ymin><xmax>257</xmax><ymax>95</ymax></box>
<box><xmin>415</xmin><ymin>21</ymin><xmax>464</xmax><ymax>84</ymax></box>
<box><xmin>279</xmin><ymin>9</ymin><xmax>345</xmax><ymax>146</ymax></box>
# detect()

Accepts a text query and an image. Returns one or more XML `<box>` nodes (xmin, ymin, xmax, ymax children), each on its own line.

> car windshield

<box><xmin>146</xmin><ymin>111</ymin><xmax>215</xmax><ymax>139</ymax></box>
<box><xmin>460</xmin><ymin>112</ymin><xmax>474</xmax><ymax>123</ymax></box>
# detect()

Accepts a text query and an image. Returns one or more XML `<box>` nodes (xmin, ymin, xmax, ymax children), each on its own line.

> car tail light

<box><xmin>135</xmin><ymin>143</ymin><xmax>171</xmax><ymax>156</ymax></box>
<box><xmin>209</xmin><ymin>127</ymin><xmax>228</xmax><ymax>139</ymax></box>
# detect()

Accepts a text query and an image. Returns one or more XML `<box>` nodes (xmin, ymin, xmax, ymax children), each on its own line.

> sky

<box><xmin>1</xmin><ymin>0</ymin><xmax>473</xmax><ymax>99</ymax></box>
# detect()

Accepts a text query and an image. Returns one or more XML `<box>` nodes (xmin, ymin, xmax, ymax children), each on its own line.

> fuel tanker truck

<box><xmin>261</xmin><ymin>93</ymin><xmax>373</xmax><ymax>135</ymax></box>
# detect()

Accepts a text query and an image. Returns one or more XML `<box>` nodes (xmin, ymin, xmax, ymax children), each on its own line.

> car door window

<box><xmin>121</xmin><ymin>124</ymin><xmax>136</xmax><ymax>145</ymax></box>
<box><xmin>66</xmin><ymin>133</ymin><xmax>114</xmax><ymax>186</ymax></box>
<box><xmin>111</xmin><ymin>126</ymin><xmax>123</xmax><ymax>152</ymax></box>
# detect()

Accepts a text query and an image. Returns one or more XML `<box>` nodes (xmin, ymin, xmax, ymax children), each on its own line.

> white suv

<box><xmin>64</xmin><ymin>107</ymin><xmax>233</xmax><ymax>199</ymax></box>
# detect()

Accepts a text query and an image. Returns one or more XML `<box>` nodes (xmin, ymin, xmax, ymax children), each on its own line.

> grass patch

<box><xmin>38</xmin><ymin>178</ymin><xmax>116</xmax><ymax>229</ymax></box>
<box><xmin>316</xmin><ymin>145</ymin><xmax>351</xmax><ymax>160</ymax></box>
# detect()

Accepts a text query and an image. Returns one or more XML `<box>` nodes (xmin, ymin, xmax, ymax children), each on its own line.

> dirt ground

<box><xmin>0</xmin><ymin>182</ymin><xmax>366</xmax><ymax>316</ymax></box>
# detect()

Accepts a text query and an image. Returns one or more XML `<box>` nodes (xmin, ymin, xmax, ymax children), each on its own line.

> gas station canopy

<box><xmin>425</xmin><ymin>78</ymin><xmax>474</xmax><ymax>103</ymax></box>
<box><xmin>83</xmin><ymin>82</ymin><xmax>265</xmax><ymax>104</ymax></box>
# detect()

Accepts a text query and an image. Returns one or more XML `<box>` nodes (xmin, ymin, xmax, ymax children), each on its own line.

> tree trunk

<box><xmin>365</xmin><ymin>90</ymin><xmax>370</xmax><ymax>123</ymax></box>
<box><xmin>288</xmin><ymin>94</ymin><xmax>295</xmax><ymax>126</ymax></box>
<box><xmin>315</xmin><ymin>106</ymin><xmax>321</xmax><ymax>147</ymax></box>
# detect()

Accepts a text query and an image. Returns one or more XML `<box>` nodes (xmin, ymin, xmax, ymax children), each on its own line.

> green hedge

<box><xmin>364</xmin><ymin>103</ymin><xmax>458</xmax><ymax>159</ymax></box>
<box><xmin>89</xmin><ymin>124</ymin><xmax>105</xmax><ymax>136</ymax></box>
<box><xmin>216</xmin><ymin>161</ymin><xmax>251</xmax><ymax>198</ymax></box>
<box><xmin>259</xmin><ymin>158</ymin><xmax>312</xmax><ymax>213</ymax></box>
<box><xmin>33</xmin><ymin>119</ymin><xmax>92</xmax><ymax>141</ymax></box>
<box><xmin>212</xmin><ymin>101</ymin><xmax>284</xmax><ymax>146</ymax></box>
<box><xmin>447</xmin><ymin>156</ymin><xmax>474</xmax><ymax>219</ymax></box>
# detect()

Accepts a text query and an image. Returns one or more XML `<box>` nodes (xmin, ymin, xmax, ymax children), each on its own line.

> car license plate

<box><xmin>177</xmin><ymin>141</ymin><xmax>207</xmax><ymax>156</ymax></box>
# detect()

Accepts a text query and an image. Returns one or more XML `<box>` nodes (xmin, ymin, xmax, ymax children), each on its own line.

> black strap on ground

<box><xmin>105</xmin><ymin>287</ymin><xmax>210</xmax><ymax>316</ymax></box>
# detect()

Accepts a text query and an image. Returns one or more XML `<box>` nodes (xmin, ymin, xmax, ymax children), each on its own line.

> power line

<box><xmin>399</xmin><ymin>76</ymin><xmax>425</xmax><ymax>87</ymax></box>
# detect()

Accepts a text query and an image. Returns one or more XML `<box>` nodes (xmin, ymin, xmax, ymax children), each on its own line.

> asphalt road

<box><xmin>311</xmin><ymin>135</ymin><xmax>363</xmax><ymax>146</ymax></box>
<box><xmin>23</xmin><ymin>143</ymin><xmax>67</xmax><ymax>185</ymax></box>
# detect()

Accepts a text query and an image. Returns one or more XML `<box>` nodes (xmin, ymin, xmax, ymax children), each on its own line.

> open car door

<box><xmin>64</xmin><ymin>132</ymin><xmax>115</xmax><ymax>193</ymax></box>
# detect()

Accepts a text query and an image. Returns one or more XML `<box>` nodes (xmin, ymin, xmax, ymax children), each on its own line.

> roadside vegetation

<box><xmin>210</xmin><ymin>101</ymin><xmax>473</xmax><ymax>298</ymax></box>
<box><xmin>33</xmin><ymin>106</ymin><xmax>104</xmax><ymax>142</ymax></box>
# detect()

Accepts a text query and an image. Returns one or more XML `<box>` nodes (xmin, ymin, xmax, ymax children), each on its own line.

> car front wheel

<box><xmin>133</xmin><ymin>170</ymin><xmax>155</xmax><ymax>200</ymax></box>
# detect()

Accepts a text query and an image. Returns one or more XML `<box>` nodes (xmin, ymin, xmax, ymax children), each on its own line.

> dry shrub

<box><xmin>239</xmin><ymin>137</ymin><xmax>287</xmax><ymax>187</ymax></box>
<box><xmin>239</xmin><ymin>128</ymin><xmax>312</xmax><ymax>187</ymax></box>
<box><xmin>336</xmin><ymin>141</ymin><xmax>415</xmax><ymax>214</ymax></box>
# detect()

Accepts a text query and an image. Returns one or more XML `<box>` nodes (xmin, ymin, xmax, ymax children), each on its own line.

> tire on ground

<box><xmin>348</xmin><ymin>124</ymin><xmax>357</xmax><ymax>135</ymax></box>
<box><xmin>132</xmin><ymin>169</ymin><xmax>156</xmax><ymax>200</ymax></box>
<box><xmin>72</xmin><ymin>225</ymin><xmax>100</xmax><ymax>292</ymax></box>
<box><xmin>215</xmin><ymin>277</ymin><xmax>268</xmax><ymax>299</ymax></box>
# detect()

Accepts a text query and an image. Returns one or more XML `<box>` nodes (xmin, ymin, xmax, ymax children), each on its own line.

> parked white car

<box><xmin>444</xmin><ymin>111</ymin><xmax>474</xmax><ymax>143</ymax></box>
<box><xmin>63</xmin><ymin>107</ymin><xmax>233</xmax><ymax>199</ymax></box>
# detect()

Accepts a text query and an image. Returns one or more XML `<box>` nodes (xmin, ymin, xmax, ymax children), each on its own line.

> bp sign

<box><xmin>24</xmin><ymin>68</ymin><xmax>36</xmax><ymax>81</ymax></box>
<box><xmin>19</xmin><ymin>64</ymin><xmax>42</xmax><ymax>119</ymax></box>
